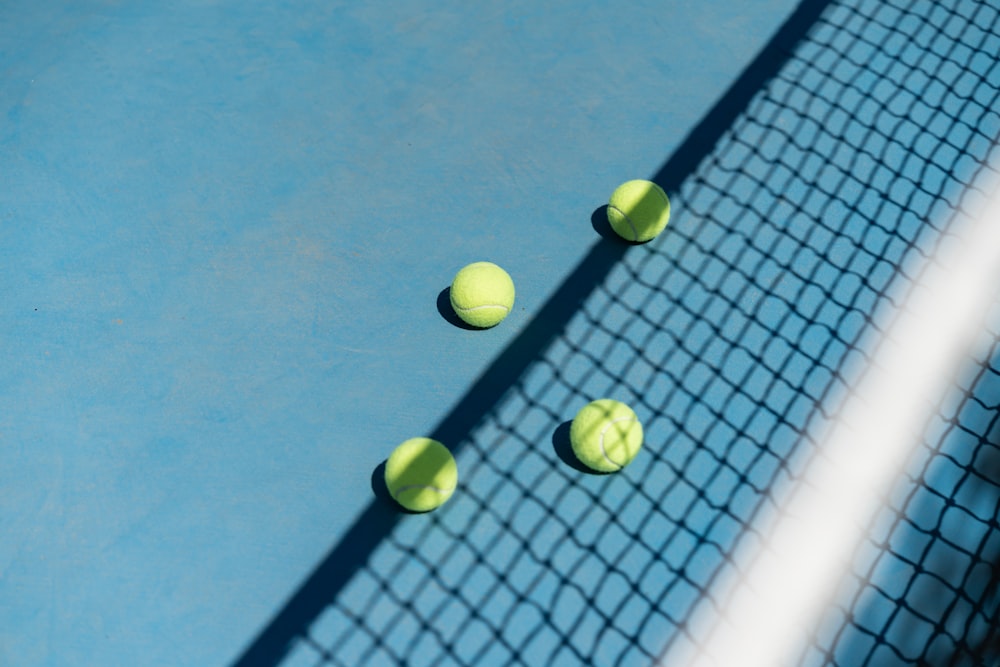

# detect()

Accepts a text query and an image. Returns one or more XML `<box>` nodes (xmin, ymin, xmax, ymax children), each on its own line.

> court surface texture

<box><xmin>2</xmin><ymin>2</ymin><xmax>1000</xmax><ymax>666</ymax></box>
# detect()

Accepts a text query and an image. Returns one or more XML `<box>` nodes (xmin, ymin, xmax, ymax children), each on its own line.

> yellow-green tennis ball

<box><xmin>449</xmin><ymin>261</ymin><xmax>515</xmax><ymax>328</ymax></box>
<box><xmin>570</xmin><ymin>399</ymin><xmax>643</xmax><ymax>472</ymax></box>
<box><xmin>384</xmin><ymin>437</ymin><xmax>458</xmax><ymax>512</ymax></box>
<box><xmin>607</xmin><ymin>179</ymin><xmax>671</xmax><ymax>242</ymax></box>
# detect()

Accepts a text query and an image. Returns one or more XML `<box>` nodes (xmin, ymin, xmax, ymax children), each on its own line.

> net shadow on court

<box><xmin>232</xmin><ymin>1</ymin><xmax>1000</xmax><ymax>665</ymax></box>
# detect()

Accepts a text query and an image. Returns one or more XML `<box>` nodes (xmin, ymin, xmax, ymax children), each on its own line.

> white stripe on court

<box><xmin>661</xmin><ymin>178</ymin><xmax>1000</xmax><ymax>667</ymax></box>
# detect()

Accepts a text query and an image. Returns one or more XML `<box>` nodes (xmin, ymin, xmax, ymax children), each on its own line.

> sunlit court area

<box><xmin>3</xmin><ymin>1</ymin><xmax>1000</xmax><ymax>666</ymax></box>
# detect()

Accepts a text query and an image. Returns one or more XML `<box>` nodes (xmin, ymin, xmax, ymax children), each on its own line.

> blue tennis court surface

<box><xmin>3</xmin><ymin>1</ymin><xmax>1000</xmax><ymax>666</ymax></box>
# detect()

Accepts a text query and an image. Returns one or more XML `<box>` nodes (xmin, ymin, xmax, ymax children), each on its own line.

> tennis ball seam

<box><xmin>651</xmin><ymin>184</ymin><xmax>670</xmax><ymax>208</ymax></box>
<box><xmin>452</xmin><ymin>303</ymin><xmax>511</xmax><ymax>314</ymax></box>
<box><xmin>392</xmin><ymin>482</ymin><xmax>456</xmax><ymax>500</ymax></box>
<box><xmin>599</xmin><ymin>416</ymin><xmax>638</xmax><ymax>469</ymax></box>
<box><xmin>607</xmin><ymin>204</ymin><xmax>639</xmax><ymax>241</ymax></box>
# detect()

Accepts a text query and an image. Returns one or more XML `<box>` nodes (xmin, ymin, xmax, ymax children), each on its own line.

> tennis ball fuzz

<box><xmin>449</xmin><ymin>261</ymin><xmax>515</xmax><ymax>328</ymax></box>
<box><xmin>607</xmin><ymin>180</ymin><xmax>671</xmax><ymax>242</ymax></box>
<box><xmin>384</xmin><ymin>437</ymin><xmax>458</xmax><ymax>512</ymax></box>
<box><xmin>570</xmin><ymin>399</ymin><xmax>643</xmax><ymax>472</ymax></box>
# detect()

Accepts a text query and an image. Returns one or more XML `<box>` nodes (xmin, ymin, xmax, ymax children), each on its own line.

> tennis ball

<box><xmin>449</xmin><ymin>261</ymin><xmax>515</xmax><ymax>328</ymax></box>
<box><xmin>570</xmin><ymin>399</ymin><xmax>643</xmax><ymax>472</ymax></box>
<box><xmin>384</xmin><ymin>437</ymin><xmax>458</xmax><ymax>512</ymax></box>
<box><xmin>607</xmin><ymin>180</ymin><xmax>671</xmax><ymax>242</ymax></box>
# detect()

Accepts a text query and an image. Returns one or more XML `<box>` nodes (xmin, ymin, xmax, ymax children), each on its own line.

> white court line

<box><xmin>661</xmin><ymin>180</ymin><xmax>1000</xmax><ymax>667</ymax></box>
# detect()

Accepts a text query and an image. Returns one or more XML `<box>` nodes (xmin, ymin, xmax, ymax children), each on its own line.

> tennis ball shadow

<box><xmin>590</xmin><ymin>205</ymin><xmax>620</xmax><ymax>242</ymax></box>
<box><xmin>370</xmin><ymin>460</ymin><xmax>398</xmax><ymax>509</ymax></box>
<box><xmin>552</xmin><ymin>420</ymin><xmax>608</xmax><ymax>475</ymax></box>
<box><xmin>436</xmin><ymin>287</ymin><xmax>481</xmax><ymax>330</ymax></box>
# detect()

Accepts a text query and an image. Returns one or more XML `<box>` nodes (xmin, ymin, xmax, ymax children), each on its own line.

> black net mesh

<box><xmin>235</xmin><ymin>0</ymin><xmax>1000</xmax><ymax>665</ymax></box>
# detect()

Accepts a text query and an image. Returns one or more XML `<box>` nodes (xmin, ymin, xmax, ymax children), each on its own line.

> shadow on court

<box><xmin>231</xmin><ymin>0</ymin><xmax>1000</xmax><ymax>665</ymax></box>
